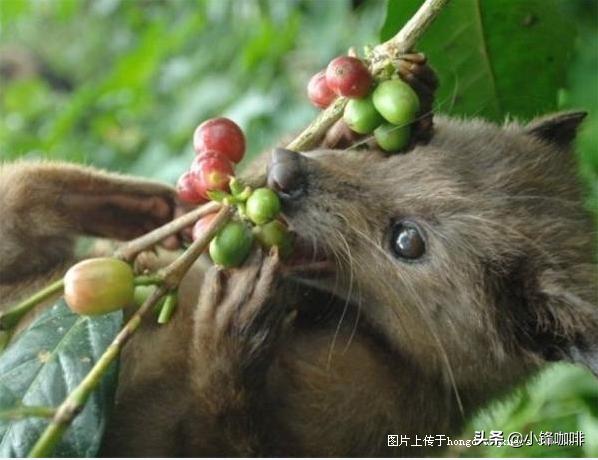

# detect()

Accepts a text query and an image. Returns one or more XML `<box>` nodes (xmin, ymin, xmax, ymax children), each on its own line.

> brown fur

<box><xmin>0</xmin><ymin>112</ymin><xmax>596</xmax><ymax>457</ymax></box>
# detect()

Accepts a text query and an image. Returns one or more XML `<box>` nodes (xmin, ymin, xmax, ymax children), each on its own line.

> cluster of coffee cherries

<box><xmin>307</xmin><ymin>56</ymin><xmax>421</xmax><ymax>152</ymax></box>
<box><xmin>61</xmin><ymin>119</ymin><xmax>292</xmax><ymax>318</ymax></box>
<box><xmin>176</xmin><ymin>118</ymin><xmax>293</xmax><ymax>268</ymax></box>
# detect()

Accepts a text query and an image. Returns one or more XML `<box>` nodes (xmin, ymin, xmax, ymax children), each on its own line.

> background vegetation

<box><xmin>0</xmin><ymin>0</ymin><xmax>596</xmax><ymax>457</ymax></box>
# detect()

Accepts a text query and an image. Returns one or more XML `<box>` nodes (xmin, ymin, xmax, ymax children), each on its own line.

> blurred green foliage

<box><xmin>0</xmin><ymin>0</ymin><xmax>596</xmax><ymax>457</ymax></box>
<box><xmin>0</xmin><ymin>0</ymin><xmax>384</xmax><ymax>183</ymax></box>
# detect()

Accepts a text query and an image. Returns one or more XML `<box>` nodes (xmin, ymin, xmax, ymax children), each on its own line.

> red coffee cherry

<box><xmin>193</xmin><ymin>117</ymin><xmax>246</xmax><ymax>164</ymax></box>
<box><xmin>176</xmin><ymin>171</ymin><xmax>206</xmax><ymax>204</ymax></box>
<box><xmin>307</xmin><ymin>70</ymin><xmax>336</xmax><ymax>109</ymax></box>
<box><xmin>64</xmin><ymin>258</ymin><xmax>135</xmax><ymax>316</ymax></box>
<box><xmin>191</xmin><ymin>152</ymin><xmax>235</xmax><ymax>200</ymax></box>
<box><xmin>325</xmin><ymin>56</ymin><xmax>373</xmax><ymax>98</ymax></box>
<box><xmin>192</xmin><ymin>212</ymin><xmax>218</xmax><ymax>243</ymax></box>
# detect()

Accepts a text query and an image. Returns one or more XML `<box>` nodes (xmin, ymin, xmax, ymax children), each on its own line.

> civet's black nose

<box><xmin>267</xmin><ymin>148</ymin><xmax>306</xmax><ymax>199</ymax></box>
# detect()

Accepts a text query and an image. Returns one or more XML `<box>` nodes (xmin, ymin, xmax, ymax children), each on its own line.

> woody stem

<box><xmin>285</xmin><ymin>0</ymin><xmax>450</xmax><ymax>152</ymax></box>
<box><xmin>28</xmin><ymin>205</ymin><xmax>234</xmax><ymax>457</ymax></box>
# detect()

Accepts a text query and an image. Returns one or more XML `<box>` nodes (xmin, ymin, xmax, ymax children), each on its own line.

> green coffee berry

<box><xmin>374</xmin><ymin>123</ymin><xmax>411</xmax><ymax>152</ymax></box>
<box><xmin>209</xmin><ymin>221</ymin><xmax>254</xmax><ymax>268</ymax></box>
<box><xmin>343</xmin><ymin>96</ymin><xmax>383</xmax><ymax>134</ymax></box>
<box><xmin>246</xmin><ymin>188</ymin><xmax>281</xmax><ymax>225</ymax></box>
<box><xmin>372</xmin><ymin>79</ymin><xmax>420</xmax><ymax>126</ymax></box>
<box><xmin>255</xmin><ymin>220</ymin><xmax>294</xmax><ymax>258</ymax></box>
<box><xmin>64</xmin><ymin>258</ymin><xmax>134</xmax><ymax>316</ymax></box>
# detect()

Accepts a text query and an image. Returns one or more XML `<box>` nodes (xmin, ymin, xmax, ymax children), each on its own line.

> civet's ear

<box><xmin>525</xmin><ymin>111</ymin><xmax>587</xmax><ymax>148</ymax></box>
<box><xmin>521</xmin><ymin>268</ymin><xmax>598</xmax><ymax>377</ymax></box>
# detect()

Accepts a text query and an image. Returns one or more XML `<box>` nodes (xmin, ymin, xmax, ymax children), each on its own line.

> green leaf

<box><xmin>0</xmin><ymin>299</ymin><xmax>122</xmax><ymax>457</ymax></box>
<box><xmin>381</xmin><ymin>0</ymin><xmax>576</xmax><ymax>122</ymax></box>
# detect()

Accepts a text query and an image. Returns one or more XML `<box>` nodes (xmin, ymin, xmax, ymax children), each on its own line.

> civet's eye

<box><xmin>390</xmin><ymin>221</ymin><xmax>426</xmax><ymax>260</ymax></box>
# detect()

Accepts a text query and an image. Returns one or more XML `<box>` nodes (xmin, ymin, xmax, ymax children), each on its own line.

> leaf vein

<box><xmin>472</xmin><ymin>0</ymin><xmax>501</xmax><ymax>116</ymax></box>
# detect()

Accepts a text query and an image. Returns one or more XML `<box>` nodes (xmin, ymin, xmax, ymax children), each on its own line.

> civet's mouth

<box><xmin>282</xmin><ymin>232</ymin><xmax>334</xmax><ymax>278</ymax></box>
<box><xmin>281</xmin><ymin>233</ymin><xmax>361</xmax><ymax>330</ymax></box>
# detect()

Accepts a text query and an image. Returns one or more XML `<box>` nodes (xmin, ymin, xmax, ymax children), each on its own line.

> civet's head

<box><xmin>258</xmin><ymin>112</ymin><xmax>597</xmax><ymax>394</ymax></box>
